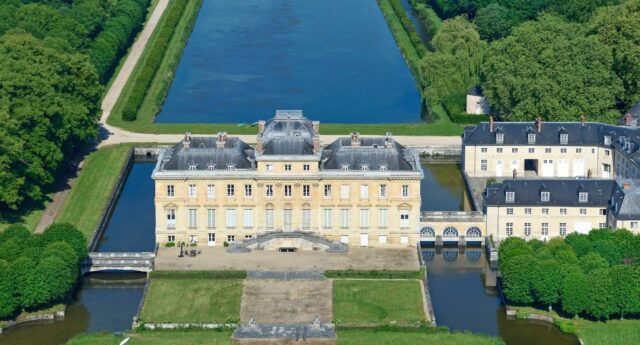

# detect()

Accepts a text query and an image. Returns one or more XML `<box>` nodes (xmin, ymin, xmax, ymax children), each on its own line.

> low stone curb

<box><xmin>0</xmin><ymin>309</ymin><xmax>65</xmax><ymax>334</ymax></box>
<box><xmin>142</xmin><ymin>323</ymin><xmax>237</xmax><ymax>330</ymax></box>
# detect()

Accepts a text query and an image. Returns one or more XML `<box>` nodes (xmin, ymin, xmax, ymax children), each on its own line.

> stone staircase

<box><xmin>227</xmin><ymin>231</ymin><xmax>348</xmax><ymax>253</ymax></box>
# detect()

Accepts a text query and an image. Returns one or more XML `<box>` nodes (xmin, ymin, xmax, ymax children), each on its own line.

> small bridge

<box><xmin>81</xmin><ymin>252</ymin><xmax>155</xmax><ymax>274</ymax></box>
<box><xmin>419</xmin><ymin>211</ymin><xmax>486</xmax><ymax>246</ymax></box>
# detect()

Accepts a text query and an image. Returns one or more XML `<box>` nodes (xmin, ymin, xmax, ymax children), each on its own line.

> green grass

<box><xmin>409</xmin><ymin>0</ymin><xmax>443</xmax><ymax>38</ymax></box>
<box><xmin>67</xmin><ymin>329</ymin><xmax>232</xmax><ymax>345</ymax></box>
<box><xmin>55</xmin><ymin>144</ymin><xmax>134</xmax><ymax>238</ymax></box>
<box><xmin>325</xmin><ymin>268</ymin><xmax>425</xmax><ymax>279</ymax></box>
<box><xmin>337</xmin><ymin>328</ymin><xmax>504</xmax><ymax>345</ymax></box>
<box><xmin>333</xmin><ymin>280</ymin><xmax>426</xmax><ymax>326</ymax></box>
<box><xmin>0</xmin><ymin>197</ymin><xmax>50</xmax><ymax>233</ymax></box>
<box><xmin>139</xmin><ymin>278</ymin><xmax>243</xmax><ymax>324</ymax></box>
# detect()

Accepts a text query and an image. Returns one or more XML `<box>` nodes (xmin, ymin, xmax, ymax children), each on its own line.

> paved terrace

<box><xmin>155</xmin><ymin>246</ymin><xmax>419</xmax><ymax>271</ymax></box>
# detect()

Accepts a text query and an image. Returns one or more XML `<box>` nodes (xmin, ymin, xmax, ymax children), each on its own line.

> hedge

<box><xmin>442</xmin><ymin>94</ymin><xmax>489</xmax><ymax>124</ymax></box>
<box><xmin>121</xmin><ymin>0</ymin><xmax>189</xmax><ymax>121</ymax></box>
<box><xmin>409</xmin><ymin>0</ymin><xmax>443</xmax><ymax>38</ymax></box>
<box><xmin>149</xmin><ymin>270</ymin><xmax>247</xmax><ymax>279</ymax></box>
<box><xmin>389</xmin><ymin>0</ymin><xmax>428</xmax><ymax>58</ymax></box>
<box><xmin>324</xmin><ymin>268</ymin><xmax>425</xmax><ymax>279</ymax></box>
<box><xmin>89</xmin><ymin>0</ymin><xmax>148</xmax><ymax>83</ymax></box>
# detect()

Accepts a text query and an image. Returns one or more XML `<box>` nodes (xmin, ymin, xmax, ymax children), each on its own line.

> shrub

<box><xmin>442</xmin><ymin>94</ymin><xmax>489</xmax><ymax>124</ymax></box>
<box><xmin>324</xmin><ymin>269</ymin><xmax>423</xmax><ymax>279</ymax></box>
<box><xmin>165</xmin><ymin>242</ymin><xmax>175</xmax><ymax>247</ymax></box>
<box><xmin>389</xmin><ymin>0</ymin><xmax>428</xmax><ymax>58</ymax></box>
<box><xmin>554</xmin><ymin>319</ymin><xmax>576</xmax><ymax>334</ymax></box>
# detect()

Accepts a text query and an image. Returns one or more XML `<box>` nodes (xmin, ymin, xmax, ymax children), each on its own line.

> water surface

<box><xmin>156</xmin><ymin>0</ymin><xmax>421</xmax><ymax>123</ymax></box>
<box><xmin>420</xmin><ymin>162</ymin><xmax>472</xmax><ymax>211</ymax></box>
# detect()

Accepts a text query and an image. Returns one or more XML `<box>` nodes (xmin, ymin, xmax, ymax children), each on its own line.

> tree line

<box><xmin>0</xmin><ymin>223</ymin><xmax>87</xmax><ymax>319</ymax></box>
<box><xmin>0</xmin><ymin>0</ymin><xmax>149</xmax><ymax>213</ymax></box>
<box><xmin>499</xmin><ymin>229</ymin><xmax>640</xmax><ymax>320</ymax></box>
<box><xmin>414</xmin><ymin>0</ymin><xmax>640</xmax><ymax>124</ymax></box>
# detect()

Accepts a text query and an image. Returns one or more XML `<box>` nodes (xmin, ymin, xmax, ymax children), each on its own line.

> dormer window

<box><xmin>361</xmin><ymin>164</ymin><xmax>369</xmax><ymax>171</ymax></box>
<box><xmin>560</xmin><ymin>133</ymin><xmax>568</xmax><ymax>145</ymax></box>
<box><xmin>207</xmin><ymin>163</ymin><xmax>215</xmax><ymax>170</ymax></box>
<box><xmin>579</xmin><ymin>192</ymin><xmax>588</xmax><ymax>203</ymax></box>
<box><xmin>541</xmin><ymin>192</ymin><xmax>550</xmax><ymax>202</ymax></box>
<box><xmin>528</xmin><ymin>133</ymin><xmax>536</xmax><ymax>144</ymax></box>
<box><xmin>341</xmin><ymin>164</ymin><xmax>349</xmax><ymax>171</ymax></box>
<box><xmin>189</xmin><ymin>163</ymin><xmax>197</xmax><ymax>170</ymax></box>
<box><xmin>380</xmin><ymin>165</ymin><xmax>387</xmax><ymax>171</ymax></box>
<box><xmin>506</xmin><ymin>191</ymin><xmax>515</xmax><ymax>203</ymax></box>
<box><xmin>496</xmin><ymin>132</ymin><xmax>504</xmax><ymax>144</ymax></box>
<box><xmin>604</xmin><ymin>135</ymin><xmax>611</xmax><ymax>146</ymax></box>
<box><xmin>227</xmin><ymin>164</ymin><xmax>235</xmax><ymax>171</ymax></box>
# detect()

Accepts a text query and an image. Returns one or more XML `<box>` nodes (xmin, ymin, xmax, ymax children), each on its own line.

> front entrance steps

<box><xmin>247</xmin><ymin>271</ymin><xmax>324</xmax><ymax>280</ymax></box>
<box><xmin>228</xmin><ymin>231</ymin><xmax>348</xmax><ymax>253</ymax></box>
<box><xmin>232</xmin><ymin>321</ymin><xmax>336</xmax><ymax>344</ymax></box>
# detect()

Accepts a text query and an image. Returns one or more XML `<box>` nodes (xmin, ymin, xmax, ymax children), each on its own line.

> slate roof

<box><xmin>484</xmin><ymin>179</ymin><xmax>617</xmax><ymax>207</ymax></box>
<box><xmin>612</xmin><ymin>179</ymin><xmax>640</xmax><ymax>220</ymax></box>
<box><xmin>618</xmin><ymin>101</ymin><xmax>640</xmax><ymax>127</ymax></box>
<box><xmin>161</xmin><ymin>137</ymin><xmax>254</xmax><ymax>171</ymax></box>
<box><xmin>260</xmin><ymin>110</ymin><xmax>316</xmax><ymax>156</ymax></box>
<box><xmin>320</xmin><ymin>137</ymin><xmax>419</xmax><ymax>171</ymax></box>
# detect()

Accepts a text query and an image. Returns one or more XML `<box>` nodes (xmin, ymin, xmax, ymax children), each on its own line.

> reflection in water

<box><xmin>422</xmin><ymin>248</ymin><xmax>579</xmax><ymax>345</ymax></box>
<box><xmin>0</xmin><ymin>273</ymin><xmax>145</xmax><ymax>345</ymax></box>
<box><xmin>420</xmin><ymin>162</ymin><xmax>472</xmax><ymax>211</ymax></box>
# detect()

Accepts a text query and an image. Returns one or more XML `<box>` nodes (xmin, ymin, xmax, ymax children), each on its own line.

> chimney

<box><xmin>512</xmin><ymin>169</ymin><xmax>517</xmax><ymax>179</ymax></box>
<box><xmin>537</xmin><ymin>116</ymin><xmax>542</xmax><ymax>132</ymax></box>
<box><xmin>183</xmin><ymin>132</ymin><xmax>191</xmax><ymax>149</ymax></box>
<box><xmin>489</xmin><ymin>115</ymin><xmax>494</xmax><ymax>132</ymax></box>
<box><xmin>350</xmin><ymin>132</ymin><xmax>360</xmax><ymax>147</ymax></box>
<box><xmin>587</xmin><ymin>169</ymin><xmax>592</xmax><ymax>179</ymax></box>
<box><xmin>385</xmin><ymin>132</ymin><xmax>394</xmax><ymax>149</ymax></box>
<box><xmin>623</xmin><ymin>181</ymin><xmax>632</xmax><ymax>190</ymax></box>
<box><xmin>258</xmin><ymin>120</ymin><xmax>266</xmax><ymax>134</ymax></box>
<box><xmin>256</xmin><ymin>134</ymin><xmax>263</xmax><ymax>154</ymax></box>
<box><xmin>580</xmin><ymin>114</ymin><xmax>586</xmax><ymax>126</ymax></box>
<box><xmin>313</xmin><ymin>136</ymin><xmax>320</xmax><ymax>154</ymax></box>
<box><xmin>216</xmin><ymin>131</ymin><xmax>227</xmax><ymax>148</ymax></box>
<box><xmin>312</xmin><ymin>121</ymin><xmax>320</xmax><ymax>135</ymax></box>
<box><xmin>626</xmin><ymin>112</ymin><xmax>632</xmax><ymax>127</ymax></box>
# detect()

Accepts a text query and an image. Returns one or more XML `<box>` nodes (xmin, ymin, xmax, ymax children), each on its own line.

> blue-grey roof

<box><xmin>162</xmin><ymin>137</ymin><xmax>254</xmax><ymax>171</ymax></box>
<box><xmin>320</xmin><ymin>137</ymin><xmax>418</xmax><ymax>171</ymax></box>
<box><xmin>260</xmin><ymin>110</ymin><xmax>316</xmax><ymax>155</ymax></box>
<box><xmin>618</xmin><ymin>101</ymin><xmax>640</xmax><ymax>127</ymax></box>
<box><xmin>612</xmin><ymin>179</ymin><xmax>640</xmax><ymax>220</ymax></box>
<box><xmin>484</xmin><ymin>179</ymin><xmax>617</xmax><ymax>207</ymax></box>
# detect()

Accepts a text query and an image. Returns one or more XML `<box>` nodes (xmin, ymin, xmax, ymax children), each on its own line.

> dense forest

<box><xmin>0</xmin><ymin>0</ymin><xmax>149</xmax><ymax>212</ymax></box>
<box><xmin>499</xmin><ymin>230</ymin><xmax>640</xmax><ymax>320</ymax></box>
<box><xmin>417</xmin><ymin>0</ymin><xmax>640</xmax><ymax>123</ymax></box>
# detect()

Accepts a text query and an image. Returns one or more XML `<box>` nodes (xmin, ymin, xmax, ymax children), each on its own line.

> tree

<box><xmin>42</xmin><ymin>223</ymin><xmax>87</xmax><ymax>260</ymax></box>
<box><xmin>502</xmin><ymin>254</ymin><xmax>536</xmax><ymax>304</ymax></box>
<box><xmin>586</xmin><ymin>268</ymin><xmax>616</xmax><ymax>319</ymax></box>
<box><xmin>532</xmin><ymin>259</ymin><xmax>562</xmax><ymax>309</ymax></box>
<box><xmin>611</xmin><ymin>265</ymin><xmax>640</xmax><ymax>318</ymax></box>
<box><xmin>481</xmin><ymin>14</ymin><xmax>623</xmax><ymax>122</ymax></box>
<box><xmin>561</xmin><ymin>267</ymin><xmax>589</xmax><ymax>316</ymax></box>
<box><xmin>549</xmin><ymin>0</ymin><xmax>621</xmax><ymax>22</ymax></box>
<box><xmin>498</xmin><ymin>237</ymin><xmax>532</xmax><ymax>267</ymax></box>
<box><xmin>0</xmin><ymin>259</ymin><xmax>17</xmax><ymax>318</ymax></box>
<box><xmin>579</xmin><ymin>252</ymin><xmax>609</xmax><ymax>273</ymax></box>
<box><xmin>565</xmin><ymin>233</ymin><xmax>593</xmax><ymax>257</ymax></box>
<box><xmin>473</xmin><ymin>3</ymin><xmax>515</xmax><ymax>40</ymax></box>
<box><xmin>38</xmin><ymin>255</ymin><xmax>75</xmax><ymax>303</ymax></box>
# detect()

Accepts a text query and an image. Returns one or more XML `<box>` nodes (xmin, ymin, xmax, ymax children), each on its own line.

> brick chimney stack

<box><xmin>626</xmin><ymin>112</ymin><xmax>632</xmax><ymax>127</ymax></box>
<box><xmin>184</xmin><ymin>132</ymin><xmax>192</xmax><ymax>149</ymax></box>
<box><xmin>385</xmin><ymin>132</ymin><xmax>394</xmax><ymax>149</ymax></box>
<box><xmin>537</xmin><ymin>116</ymin><xmax>542</xmax><ymax>132</ymax></box>
<box><xmin>256</xmin><ymin>134</ymin><xmax>263</xmax><ymax>154</ymax></box>
<box><xmin>216</xmin><ymin>132</ymin><xmax>227</xmax><ymax>148</ymax></box>
<box><xmin>313</xmin><ymin>136</ymin><xmax>320</xmax><ymax>154</ymax></box>
<box><xmin>623</xmin><ymin>181</ymin><xmax>632</xmax><ymax>190</ymax></box>
<box><xmin>312</xmin><ymin>121</ymin><xmax>320</xmax><ymax>135</ymax></box>
<box><xmin>350</xmin><ymin>132</ymin><xmax>360</xmax><ymax>147</ymax></box>
<box><xmin>489</xmin><ymin>115</ymin><xmax>494</xmax><ymax>132</ymax></box>
<box><xmin>580</xmin><ymin>114</ymin><xmax>586</xmax><ymax>126</ymax></box>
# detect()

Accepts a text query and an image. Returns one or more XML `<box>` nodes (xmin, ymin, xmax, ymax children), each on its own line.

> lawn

<box><xmin>67</xmin><ymin>330</ymin><xmax>232</xmax><ymax>345</ymax></box>
<box><xmin>332</xmin><ymin>280</ymin><xmax>426</xmax><ymax>326</ymax></box>
<box><xmin>337</xmin><ymin>328</ymin><xmax>504</xmax><ymax>345</ymax></box>
<box><xmin>139</xmin><ymin>277</ymin><xmax>243</xmax><ymax>324</ymax></box>
<box><xmin>56</xmin><ymin>144</ymin><xmax>134</xmax><ymax>238</ymax></box>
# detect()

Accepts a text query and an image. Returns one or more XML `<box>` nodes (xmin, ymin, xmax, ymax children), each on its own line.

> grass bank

<box><xmin>55</xmin><ymin>144</ymin><xmax>135</xmax><ymax>238</ymax></box>
<box><xmin>139</xmin><ymin>277</ymin><xmax>243</xmax><ymax>324</ymax></box>
<box><xmin>409</xmin><ymin>0</ymin><xmax>443</xmax><ymax>38</ymax></box>
<box><xmin>333</xmin><ymin>280</ymin><xmax>426</xmax><ymax>326</ymax></box>
<box><xmin>67</xmin><ymin>329</ymin><xmax>233</xmax><ymax>345</ymax></box>
<box><xmin>0</xmin><ymin>304</ymin><xmax>65</xmax><ymax>329</ymax></box>
<box><xmin>337</xmin><ymin>328</ymin><xmax>504</xmax><ymax>345</ymax></box>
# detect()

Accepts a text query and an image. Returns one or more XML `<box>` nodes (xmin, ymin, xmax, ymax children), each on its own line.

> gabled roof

<box><xmin>484</xmin><ymin>179</ymin><xmax>617</xmax><ymax>207</ymax></box>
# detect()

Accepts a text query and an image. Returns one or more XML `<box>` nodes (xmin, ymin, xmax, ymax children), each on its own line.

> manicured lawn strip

<box><xmin>140</xmin><ymin>278</ymin><xmax>242</xmax><ymax>324</ymax></box>
<box><xmin>67</xmin><ymin>329</ymin><xmax>233</xmax><ymax>345</ymax></box>
<box><xmin>337</xmin><ymin>328</ymin><xmax>504</xmax><ymax>345</ymax></box>
<box><xmin>55</xmin><ymin>144</ymin><xmax>134</xmax><ymax>238</ymax></box>
<box><xmin>150</xmin><ymin>270</ymin><xmax>247</xmax><ymax>279</ymax></box>
<box><xmin>325</xmin><ymin>268</ymin><xmax>424</xmax><ymax>279</ymax></box>
<box><xmin>333</xmin><ymin>280</ymin><xmax>425</xmax><ymax>326</ymax></box>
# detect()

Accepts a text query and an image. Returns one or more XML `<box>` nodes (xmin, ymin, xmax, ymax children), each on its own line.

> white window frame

<box><xmin>226</xmin><ymin>209</ymin><xmax>236</xmax><ymax>228</ymax></box>
<box><xmin>579</xmin><ymin>192</ymin><xmax>588</xmax><ymax>203</ymax></box>
<box><xmin>323</xmin><ymin>209</ymin><xmax>332</xmax><ymax>228</ymax></box>
<box><xmin>284</xmin><ymin>185</ymin><xmax>292</xmax><ymax>197</ymax></box>
<box><xmin>506</xmin><ymin>222</ymin><xmax>513</xmax><ymax>236</ymax></box>
<box><xmin>284</xmin><ymin>164</ymin><xmax>292</xmax><ymax>171</ymax></box>
<box><xmin>528</xmin><ymin>133</ymin><xmax>536</xmax><ymax>144</ymax></box>
<box><xmin>402</xmin><ymin>185</ymin><xmax>409</xmax><ymax>198</ymax></box>
<box><xmin>340</xmin><ymin>185</ymin><xmax>350</xmax><ymax>199</ymax></box>
<box><xmin>560</xmin><ymin>133</ymin><xmax>568</xmax><ymax>144</ymax></box>
<box><xmin>265</xmin><ymin>184</ymin><xmax>274</xmax><ymax>197</ymax></box>
<box><xmin>506</xmin><ymin>192</ymin><xmax>515</xmax><ymax>203</ymax></box>
<box><xmin>265</xmin><ymin>209</ymin><xmax>274</xmax><ymax>228</ymax></box>
<box><xmin>378</xmin><ymin>209</ymin><xmax>387</xmax><ymax>228</ymax></box>
<box><xmin>360</xmin><ymin>185</ymin><xmax>369</xmax><ymax>198</ymax></box>
<box><xmin>324</xmin><ymin>184</ymin><xmax>332</xmax><ymax>197</ymax></box>
<box><xmin>303</xmin><ymin>164</ymin><xmax>310</xmax><ymax>171</ymax></box>
<box><xmin>207</xmin><ymin>184</ymin><xmax>216</xmax><ymax>199</ymax></box>
<box><xmin>379</xmin><ymin>184</ymin><xmax>387</xmax><ymax>198</ymax></box>
<box><xmin>188</xmin><ymin>184</ymin><xmax>197</xmax><ymax>198</ymax></box>
<box><xmin>244</xmin><ymin>184</ymin><xmax>252</xmax><ymax>197</ymax></box>
<box><xmin>340</xmin><ymin>209</ymin><xmax>350</xmax><ymax>228</ymax></box>
<box><xmin>207</xmin><ymin>208</ymin><xmax>216</xmax><ymax>228</ymax></box>
<box><xmin>541</xmin><ymin>192</ymin><xmax>550</xmax><ymax>202</ymax></box>
<box><xmin>167</xmin><ymin>185</ymin><xmax>175</xmax><ymax>197</ymax></box>
<box><xmin>227</xmin><ymin>184</ymin><xmax>235</xmax><ymax>197</ymax></box>
<box><xmin>559</xmin><ymin>223</ymin><xmax>567</xmax><ymax>236</ymax></box>
<box><xmin>524</xmin><ymin>222</ymin><xmax>532</xmax><ymax>236</ymax></box>
<box><xmin>302</xmin><ymin>209</ymin><xmax>311</xmax><ymax>228</ymax></box>
<box><xmin>303</xmin><ymin>184</ymin><xmax>310</xmax><ymax>197</ymax></box>
<box><xmin>188</xmin><ymin>208</ymin><xmax>197</xmax><ymax>228</ymax></box>
<box><xmin>400</xmin><ymin>210</ymin><xmax>409</xmax><ymax>228</ymax></box>
<box><xmin>167</xmin><ymin>209</ymin><xmax>176</xmax><ymax>229</ymax></box>
<box><xmin>243</xmin><ymin>209</ymin><xmax>254</xmax><ymax>228</ymax></box>
<box><xmin>360</xmin><ymin>209</ymin><xmax>369</xmax><ymax>228</ymax></box>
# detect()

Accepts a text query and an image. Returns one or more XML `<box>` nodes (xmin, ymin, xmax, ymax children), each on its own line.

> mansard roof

<box><xmin>161</xmin><ymin>136</ymin><xmax>255</xmax><ymax>171</ymax></box>
<box><xmin>320</xmin><ymin>137</ymin><xmax>419</xmax><ymax>172</ymax></box>
<box><xmin>484</xmin><ymin>179</ymin><xmax>617</xmax><ymax>207</ymax></box>
<box><xmin>612</xmin><ymin>179</ymin><xmax>640</xmax><ymax>220</ymax></box>
<box><xmin>260</xmin><ymin>110</ymin><xmax>317</xmax><ymax>156</ymax></box>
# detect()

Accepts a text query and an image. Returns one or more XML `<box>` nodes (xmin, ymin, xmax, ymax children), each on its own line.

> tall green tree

<box><xmin>561</xmin><ymin>268</ymin><xmax>589</xmax><ymax>316</ymax></box>
<box><xmin>0</xmin><ymin>259</ymin><xmax>17</xmax><ymax>318</ymax></box>
<box><xmin>611</xmin><ymin>265</ymin><xmax>640</xmax><ymax>318</ymax></box>
<box><xmin>579</xmin><ymin>252</ymin><xmax>609</xmax><ymax>273</ymax></box>
<box><xmin>532</xmin><ymin>259</ymin><xmax>562</xmax><ymax>309</ymax></box>
<box><xmin>502</xmin><ymin>254</ymin><xmax>536</xmax><ymax>304</ymax></box>
<box><xmin>473</xmin><ymin>3</ymin><xmax>515</xmax><ymax>40</ymax></box>
<box><xmin>586</xmin><ymin>268</ymin><xmax>616</xmax><ymax>320</ymax></box>
<box><xmin>481</xmin><ymin>14</ymin><xmax>623</xmax><ymax>122</ymax></box>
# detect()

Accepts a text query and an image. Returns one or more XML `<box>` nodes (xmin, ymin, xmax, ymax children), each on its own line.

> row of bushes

<box><xmin>442</xmin><ymin>94</ymin><xmax>489</xmax><ymax>124</ymax></box>
<box><xmin>409</xmin><ymin>0</ymin><xmax>443</xmax><ymax>38</ymax></box>
<box><xmin>0</xmin><ymin>224</ymin><xmax>87</xmax><ymax>319</ymax></box>
<box><xmin>389</xmin><ymin>0</ymin><xmax>428</xmax><ymax>58</ymax></box>
<box><xmin>325</xmin><ymin>268</ymin><xmax>425</xmax><ymax>279</ymax></box>
<box><xmin>121</xmin><ymin>0</ymin><xmax>190</xmax><ymax>121</ymax></box>
<box><xmin>149</xmin><ymin>270</ymin><xmax>248</xmax><ymax>280</ymax></box>
<box><xmin>89</xmin><ymin>0</ymin><xmax>149</xmax><ymax>82</ymax></box>
<box><xmin>500</xmin><ymin>229</ymin><xmax>640</xmax><ymax>320</ymax></box>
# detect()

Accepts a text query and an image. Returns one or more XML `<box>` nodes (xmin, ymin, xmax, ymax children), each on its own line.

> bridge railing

<box><xmin>420</xmin><ymin>211</ymin><xmax>484</xmax><ymax>222</ymax></box>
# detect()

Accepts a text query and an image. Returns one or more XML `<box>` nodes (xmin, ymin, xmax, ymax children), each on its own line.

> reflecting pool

<box><xmin>420</xmin><ymin>162</ymin><xmax>472</xmax><ymax>211</ymax></box>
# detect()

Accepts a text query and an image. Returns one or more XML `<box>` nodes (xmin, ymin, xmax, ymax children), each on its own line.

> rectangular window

<box><xmin>524</xmin><ymin>223</ymin><xmax>531</xmax><ymax>236</ymax></box>
<box><xmin>245</xmin><ymin>235</ymin><xmax>253</xmax><ymax>239</ymax></box>
<box><xmin>497</xmin><ymin>148</ymin><xmax>503</xmax><ymax>153</ymax></box>
<box><xmin>630</xmin><ymin>222</ymin><xmax>638</xmax><ymax>230</ymax></box>
<box><xmin>481</xmin><ymin>147</ymin><xmax>488</xmax><ymax>153</ymax></box>
<box><xmin>188</xmin><ymin>208</ymin><xmax>197</xmax><ymax>228</ymax></box>
<box><xmin>360</xmin><ymin>209</ymin><xmax>369</xmax><ymax>228</ymax></box>
<box><xmin>303</xmin><ymin>164</ymin><xmax>310</xmax><ymax>171</ymax></box>
<box><xmin>528</xmin><ymin>148</ymin><xmax>535</xmax><ymax>154</ymax></box>
<box><xmin>302</xmin><ymin>209</ymin><xmax>311</xmax><ymax>228</ymax></box>
<box><xmin>207</xmin><ymin>184</ymin><xmax>216</xmax><ymax>198</ymax></box>
<box><xmin>167</xmin><ymin>209</ymin><xmax>176</xmax><ymax>229</ymax></box>
<box><xmin>580</xmin><ymin>209</ymin><xmax>587</xmax><ymax>215</ymax></box>
<box><xmin>541</xmin><ymin>192</ymin><xmax>550</xmax><ymax>202</ymax></box>
<box><xmin>599</xmin><ymin>209</ymin><xmax>607</xmax><ymax>215</ymax></box>
<box><xmin>506</xmin><ymin>208</ymin><xmax>513</xmax><ymax>215</ymax></box>
<box><xmin>496</xmin><ymin>133</ymin><xmax>504</xmax><ymax>144</ymax></box>
<box><xmin>360</xmin><ymin>185</ymin><xmax>369</xmax><ymax>198</ymax></box>
<box><xmin>512</xmin><ymin>148</ymin><xmax>518</xmax><ymax>153</ymax></box>
<box><xmin>284</xmin><ymin>164</ymin><xmax>292</xmax><ymax>171</ymax></box>
<box><xmin>226</xmin><ymin>209</ymin><xmax>236</xmax><ymax>228</ymax></box>
<box><xmin>227</xmin><ymin>184</ymin><xmax>235</xmax><ymax>197</ymax></box>
<box><xmin>542</xmin><ymin>223</ymin><xmax>549</xmax><ymax>236</ymax></box>
<box><xmin>528</xmin><ymin>134</ymin><xmax>536</xmax><ymax>144</ymax></box>
<box><xmin>266</xmin><ymin>164</ymin><xmax>273</xmax><ymax>171</ymax></box>
<box><xmin>265</xmin><ymin>209</ymin><xmax>274</xmax><ymax>227</ymax></box>
<box><xmin>244</xmin><ymin>184</ymin><xmax>252</xmax><ymax>197</ymax></box>
<box><xmin>506</xmin><ymin>222</ymin><xmax>513</xmax><ymax>236</ymax></box>
<box><xmin>188</xmin><ymin>184</ymin><xmax>197</xmax><ymax>198</ymax></box>
<box><xmin>265</xmin><ymin>184</ymin><xmax>273</xmax><ymax>197</ymax></box>
<box><xmin>208</xmin><ymin>233</ymin><xmax>216</xmax><ymax>243</ymax></box>
<box><xmin>379</xmin><ymin>185</ymin><xmax>387</xmax><ymax>197</ymax></box>
<box><xmin>303</xmin><ymin>185</ymin><xmax>310</xmax><ymax>197</ymax></box>
<box><xmin>402</xmin><ymin>185</ymin><xmax>409</xmax><ymax>198</ymax></box>
<box><xmin>207</xmin><ymin>209</ymin><xmax>215</xmax><ymax>228</ymax></box>
<box><xmin>481</xmin><ymin>159</ymin><xmax>488</xmax><ymax>172</ymax></box>
<box><xmin>167</xmin><ymin>185</ymin><xmax>174</xmax><ymax>197</ymax></box>
<box><xmin>341</xmin><ymin>209</ymin><xmax>350</xmax><ymax>228</ymax></box>
<box><xmin>341</xmin><ymin>185</ymin><xmax>350</xmax><ymax>198</ymax></box>
<box><xmin>506</xmin><ymin>192</ymin><xmax>515</xmax><ymax>203</ymax></box>
<box><xmin>525</xmin><ymin>208</ymin><xmax>532</xmax><ymax>215</ymax></box>
<box><xmin>400</xmin><ymin>210</ymin><xmax>409</xmax><ymax>228</ymax></box>
<box><xmin>579</xmin><ymin>192</ymin><xmax>588</xmax><ymax>203</ymax></box>
<box><xmin>284</xmin><ymin>185</ymin><xmax>292</xmax><ymax>197</ymax></box>
<box><xmin>560</xmin><ymin>134</ymin><xmax>568</xmax><ymax>144</ymax></box>
<box><xmin>560</xmin><ymin>208</ymin><xmax>567</xmax><ymax>215</ymax></box>
<box><xmin>189</xmin><ymin>235</ymin><xmax>198</xmax><ymax>243</ymax></box>
<box><xmin>542</xmin><ymin>208</ymin><xmax>549</xmax><ymax>215</ymax></box>
<box><xmin>227</xmin><ymin>235</ymin><xmax>235</xmax><ymax>243</ymax></box>
<box><xmin>559</xmin><ymin>223</ymin><xmax>567</xmax><ymax>236</ymax></box>
<box><xmin>576</xmin><ymin>148</ymin><xmax>582</xmax><ymax>154</ymax></box>
<box><xmin>378</xmin><ymin>209</ymin><xmax>387</xmax><ymax>227</ymax></box>
<box><xmin>168</xmin><ymin>235</ymin><xmax>175</xmax><ymax>243</ymax></box>
<box><xmin>323</xmin><ymin>209</ymin><xmax>332</xmax><ymax>228</ymax></box>
<box><xmin>243</xmin><ymin>209</ymin><xmax>253</xmax><ymax>227</ymax></box>
<box><xmin>545</xmin><ymin>148</ymin><xmax>552</xmax><ymax>153</ymax></box>
<box><xmin>324</xmin><ymin>184</ymin><xmax>332</xmax><ymax>197</ymax></box>
<box><xmin>561</xmin><ymin>148</ymin><xmax>567</xmax><ymax>154</ymax></box>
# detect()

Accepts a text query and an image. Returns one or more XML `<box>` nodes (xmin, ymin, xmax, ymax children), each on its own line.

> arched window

<box><xmin>420</xmin><ymin>227</ymin><xmax>436</xmax><ymax>238</ymax></box>
<box><xmin>466</xmin><ymin>226</ymin><xmax>482</xmax><ymax>238</ymax></box>
<box><xmin>443</xmin><ymin>226</ymin><xmax>459</xmax><ymax>239</ymax></box>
